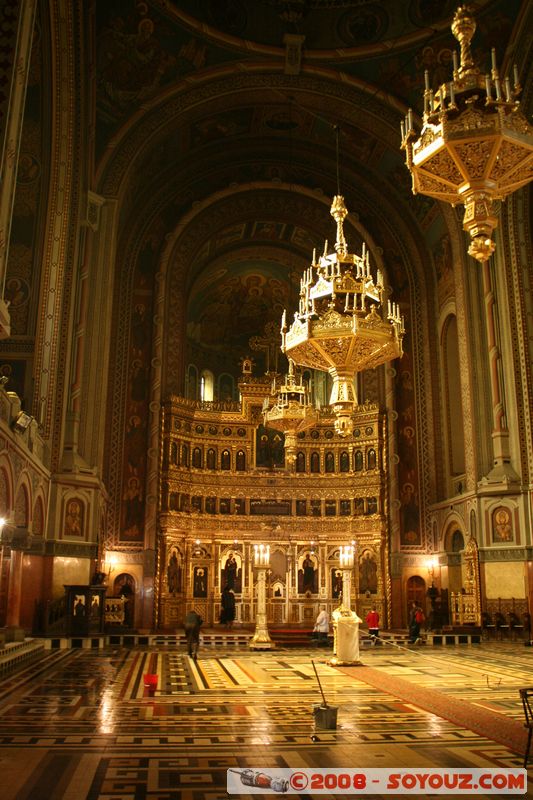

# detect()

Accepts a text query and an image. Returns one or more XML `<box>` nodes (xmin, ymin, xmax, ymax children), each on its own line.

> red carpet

<box><xmin>337</xmin><ymin>665</ymin><xmax>528</xmax><ymax>756</ymax></box>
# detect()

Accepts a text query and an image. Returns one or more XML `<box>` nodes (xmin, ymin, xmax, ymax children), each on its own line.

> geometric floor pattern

<box><xmin>0</xmin><ymin>641</ymin><xmax>531</xmax><ymax>799</ymax></box>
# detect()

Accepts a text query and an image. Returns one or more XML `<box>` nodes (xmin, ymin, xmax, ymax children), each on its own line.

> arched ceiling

<box><xmin>92</xmin><ymin>0</ymin><xmax>527</xmax><ymax>381</ymax></box>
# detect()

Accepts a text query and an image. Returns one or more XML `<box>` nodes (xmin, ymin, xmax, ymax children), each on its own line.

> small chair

<box><xmin>494</xmin><ymin>611</ymin><xmax>509</xmax><ymax>639</ymax></box>
<box><xmin>509</xmin><ymin>612</ymin><xmax>523</xmax><ymax>641</ymax></box>
<box><xmin>481</xmin><ymin>611</ymin><xmax>495</xmax><ymax>640</ymax></box>
<box><xmin>519</xmin><ymin>687</ymin><xmax>533</xmax><ymax>768</ymax></box>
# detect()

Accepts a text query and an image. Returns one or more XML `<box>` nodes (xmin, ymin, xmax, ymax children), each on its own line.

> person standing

<box><xmin>408</xmin><ymin>602</ymin><xmax>424</xmax><ymax>644</ymax></box>
<box><xmin>313</xmin><ymin>605</ymin><xmax>330</xmax><ymax>646</ymax></box>
<box><xmin>366</xmin><ymin>606</ymin><xmax>380</xmax><ymax>645</ymax></box>
<box><xmin>184</xmin><ymin>609</ymin><xmax>203</xmax><ymax>659</ymax></box>
<box><xmin>220</xmin><ymin>586</ymin><xmax>236</xmax><ymax>629</ymax></box>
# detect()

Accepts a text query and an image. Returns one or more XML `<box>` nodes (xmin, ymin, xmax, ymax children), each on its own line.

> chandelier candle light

<box><xmin>401</xmin><ymin>5</ymin><xmax>533</xmax><ymax>263</ymax></box>
<box><xmin>281</xmin><ymin>195</ymin><xmax>404</xmax><ymax>437</ymax></box>
<box><xmin>253</xmin><ymin>543</ymin><xmax>270</xmax><ymax>567</ymax></box>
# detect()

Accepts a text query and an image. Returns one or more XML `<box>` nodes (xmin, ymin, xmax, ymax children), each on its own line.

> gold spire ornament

<box><xmin>401</xmin><ymin>5</ymin><xmax>533</xmax><ymax>262</ymax></box>
<box><xmin>280</xmin><ymin>195</ymin><xmax>404</xmax><ymax>437</ymax></box>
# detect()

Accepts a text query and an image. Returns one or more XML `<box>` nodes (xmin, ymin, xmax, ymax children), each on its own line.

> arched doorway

<box><xmin>114</xmin><ymin>573</ymin><xmax>136</xmax><ymax>628</ymax></box>
<box><xmin>406</xmin><ymin>575</ymin><xmax>426</xmax><ymax>621</ymax></box>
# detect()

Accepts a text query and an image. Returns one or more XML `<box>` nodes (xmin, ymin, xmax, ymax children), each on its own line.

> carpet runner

<box><xmin>337</xmin><ymin>664</ymin><xmax>528</xmax><ymax>757</ymax></box>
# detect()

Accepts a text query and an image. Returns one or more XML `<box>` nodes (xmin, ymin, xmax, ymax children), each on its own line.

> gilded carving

<box><xmin>421</xmin><ymin>150</ymin><xmax>462</xmax><ymax>184</ymax></box>
<box><xmin>453</xmin><ymin>141</ymin><xmax>493</xmax><ymax>179</ymax></box>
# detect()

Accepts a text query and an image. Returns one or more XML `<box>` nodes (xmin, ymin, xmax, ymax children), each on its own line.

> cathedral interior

<box><xmin>0</xmin><ymin>0</ymin><xmax>532</xmax><ymax>797</ymax></box>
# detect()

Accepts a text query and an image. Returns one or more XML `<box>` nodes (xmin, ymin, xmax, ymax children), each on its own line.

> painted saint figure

<box><xmin>193</xmin><ymin>566</ymin><xmax>207</xmax><ymax>598</ymax></box>
<box><xmin>359</xmin><ymin>551</ymin><xmax>377</xmax><ymax>594</ymax></box>
<box><xmin>224</xmin><ymin>553</ymin><xmax>237</xmax><ymax>590</ymax></box>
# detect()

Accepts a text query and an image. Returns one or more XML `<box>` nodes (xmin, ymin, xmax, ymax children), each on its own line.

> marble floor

<box><xmin>0</xmin><ymin>640</ymin><xmax>531</xmax><ymax>799</ymax></box>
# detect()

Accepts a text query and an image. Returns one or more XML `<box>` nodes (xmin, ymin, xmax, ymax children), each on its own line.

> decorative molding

<box><xmin>479</xmin><ymin>547</ymin><xmax>529</xmax><ymax>562</ymax></box>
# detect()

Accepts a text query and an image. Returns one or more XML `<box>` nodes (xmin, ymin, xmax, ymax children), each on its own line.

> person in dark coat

<box><xmin>220</xmin><ymin>586</ymin><xmax>236</xmax><ymax>629</ymax></box>
<box><xmin>184</xmin><ymin>609</ymin><xmax>203</xmax><ymax>659</ymax></box>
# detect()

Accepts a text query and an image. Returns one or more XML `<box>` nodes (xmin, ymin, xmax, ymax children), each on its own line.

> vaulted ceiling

<box><xmin>92</xmin><ymin>0</ymin><xmax>527</xmax><ymax>376</ymax></box>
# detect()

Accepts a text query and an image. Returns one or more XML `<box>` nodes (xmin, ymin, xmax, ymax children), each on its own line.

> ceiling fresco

<box><xmin>161</xmin><ymin>0</ymin><xmax>458</xmax><ymax>52</ymax></box>
<box><xmin>187</xmin><ymin>258</ymin><xmax>295</xmax><ymax>352</ymax></box>
<box><xmin>92</xmin><ymin>0</ymin><xmax>528</xmax><ymax>382</ymax></box>
<box><xmin>95</xmin><ymin>0</ymin><xmax>523</xmax><ymax>146</ymax></box>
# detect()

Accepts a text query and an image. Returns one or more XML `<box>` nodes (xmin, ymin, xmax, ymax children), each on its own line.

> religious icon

<box><xmin>193</xmin><ymin>566</ymin><xmax>207</xmax><ymax>597</ymax></box>
<box><xmin>359</xmin><ymin>551</ymin><xmax>378</xmax><ymax>594</ymax></box>
<box><xmin>298</xmin><ymin>552</ymin><xmax>317</xmax><ymax>594</ymax></box>
<box><xmin>90</xmin><ymin>595</ymin><xmax>100</xmax><ymax>618</ymax></box>
<box><xmin>74</xmin><ymin>595</ymin><xmax>86</xmax><ymax>617</ymax></box>
<box><xmin>332</xmin><ymin>568</ymin><xmax>343</xmax><ymax>599</ymax></box>
<box><xmin>492</xmin><ymin>507</ymin><xmax>513</xmax><ymax>543</ymax></box>
<box><xmin>64</xmin><ymin>499</ymin><xmax>84</xmax><ymax>538</ymax></box>
<box><xmin>223</xmin><ymin>552</ymin><xmax>237</xmax><ymax>589</ymax></box>
<box><xmin>167</xmin><ymin>549</ymin><xmax>181</xmax><ymax>594</ymax></box>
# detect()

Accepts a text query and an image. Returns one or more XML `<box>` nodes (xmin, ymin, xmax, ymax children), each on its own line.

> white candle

<box><xmin>453</xmin><ymin>50</ymin><xmax>458</xmax><ymax>73</ymax></box>
<box><xmin>504</xmin><ymin>77</ymin><xmax>511</xmax><ymax>102</ymax></box>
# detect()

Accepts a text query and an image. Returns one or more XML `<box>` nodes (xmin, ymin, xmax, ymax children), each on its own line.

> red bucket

<box><xmin>143</xmin><ymin>673</ymin><xmax>158</xmax><ymax>691</ymax></box>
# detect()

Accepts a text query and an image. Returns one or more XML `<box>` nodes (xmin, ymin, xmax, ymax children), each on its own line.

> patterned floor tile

<box><xmin>0</xmin><ymin>643</ymin><xmax>530</xmax><ymax>798</ymax></box>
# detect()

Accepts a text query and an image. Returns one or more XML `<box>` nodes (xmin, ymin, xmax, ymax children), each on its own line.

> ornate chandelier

<box><xmin>280</xmin><ymin>195</ymin><xmax>404</xmax><ymax>437</ymax></box>
<box><xmin>401</xmin><ymin>5</ymin><xmax>533</xmax><ymax>263</ymax></box>
<box><xmin>263</xmin><ymin>358</ymin><xmax>318</xmax><ymax>468</ymax></box>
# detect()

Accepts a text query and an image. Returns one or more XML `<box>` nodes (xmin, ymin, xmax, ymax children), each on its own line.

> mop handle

<box><xmin>311</xmin><ymin>659</ymin><xmax>328</xmax><ymax>707</ymax></box>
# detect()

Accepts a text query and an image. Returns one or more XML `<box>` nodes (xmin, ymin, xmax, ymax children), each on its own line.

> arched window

<box><xmin>207</xmin><ymin>448</ymin><xmax>216</xmax><ymax>470</ymax></box>
<box><xmin>340</xmin><ymin>451</ymin><xmax>349</xmax><ymax>472</ymax></box>
<box><xmin>218</xmin><ymin>373</ymin><xmax>235</xmax><ymax>402</ymax></box>
<box><xmin>236</xmin><ymin>450</ymin><xmax>246</xmax><ymax>471</ymax></box>
<box><xmin>221</xmin><ymin>449</ymin><xmax>231</xmax><ymax>470</ymax></box>
<box><xmin>443</xmin><ymin>314</ymin><xmax>466</xmax><ymax>476</ymax></box>
<box><xmin>181</xmin><ymin>443</ymin><xmax>189</xmax><ymax>467</ymax></box>
<box><xmin>451</xmin><ymin>530</ymin><xmax>464</xmax><ymax>552</ymax></box>
<box><xmin>200</xmin><ymin>369</ymin><xmax>214</xmax><ymax>402</ymax></box>
<box><xmin>367</xmin><ymin>448</ymin><xmax>376</xmax><ymax>469</ymax></box>
<box><xmin>192</xmin><ymin>447</ymin><xmax>202</xmax><ymax>468</ymax></box>
<box><xmin>296</xmin><ymin>452</ymin><xmax>306</xmax><ymax>473</ymax></box>
<box><xmin>186</xmin><ymin>364</ymin><xmax>198</xmax><ymax>400</ymax></box>
<box><xmin>32</xmin><ymin>496</ymin><xmax>45</xmax><ymax>536</ymax></box>
<box><xmin>339</xmin><ymin>499</ymin><xmax>351</xmax><ymax>516</ymax></box>
<box><xmin>325</xmin><ymin>451</ymin><xmax>335</xmax><ymax>473</ymax></box>
<box><xmin>310</xmin><ymin>452</ymin><xmax>320</xmax><ymax>473</ymax></box>
<box><xmin>171</xmin><ymin>441</ymin><xmax>178</xmax><ymax>464</ymax></box>
<box><xmin>354</xmin><ymin>450</ymin><xmax>363</xmax><ymax>471</ymax></box>
<box><xmin>0</xmin><ymin>466</ymin><xmax>11</xmax><ymax>512</ymax></box>
<box><xmin>296</xmin><ymin>499</ymin><xmax>306</xmax><ymax>515</ymax></box>
<box><xmin>325</xmin><ymin>499</ymin><xmax>336</xmax><ymax>516</ymax></box>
